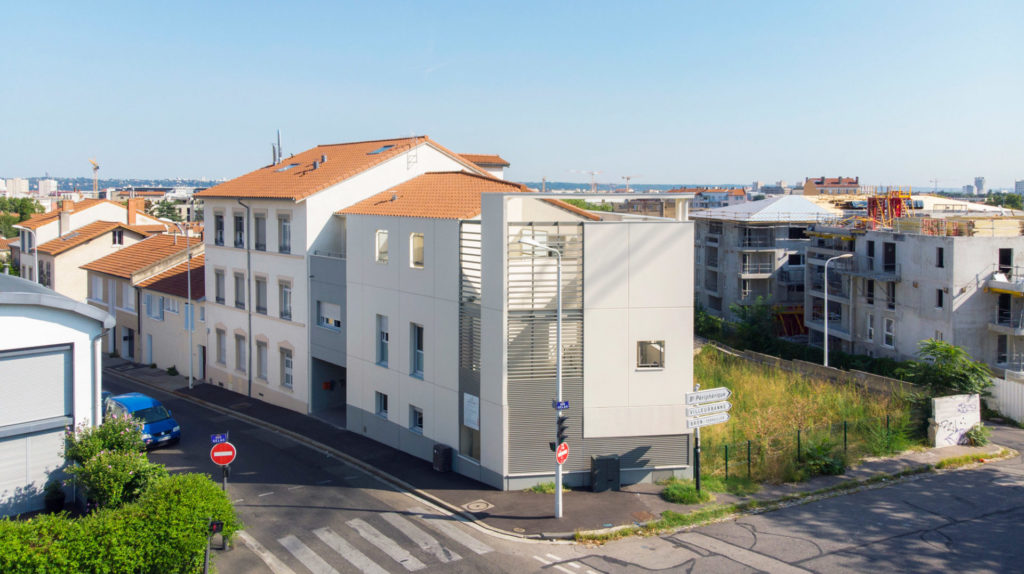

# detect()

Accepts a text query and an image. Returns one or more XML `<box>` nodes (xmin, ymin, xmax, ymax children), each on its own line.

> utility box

<box><xmin>590</xmin><ymin>454</ymin><xmax>620</xmax><ymax>492</ymax></box>
<box><xmin>432</xmin><ymin>444</ymin><xmax>453</xmax><ymax>473</ymax></box>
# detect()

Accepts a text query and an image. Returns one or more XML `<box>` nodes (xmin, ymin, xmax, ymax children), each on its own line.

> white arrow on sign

<box><xmin>686</xmin><ymin>401</ymin><xmax>732</xmax><ymax>418</ymax></box>
<box><xmin>685</xmin><ymin>387</ymin><xmax>732</xmax><ymax>405</ymax></box>
<box><xmin>686</xmin><ymin>412</ymin><xmax>730</xmax><ymax>429</ymax></box>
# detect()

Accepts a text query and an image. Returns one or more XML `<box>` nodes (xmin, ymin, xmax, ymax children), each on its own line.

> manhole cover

<box><xmin>463</xmin><ymin>499</ymin><xmax>494</xmax><ymax>512</ymax></box>
<box><xmin>513</xmin><ymin>527</ymin><xmax>526</xmax><ymax>533</ymax></box>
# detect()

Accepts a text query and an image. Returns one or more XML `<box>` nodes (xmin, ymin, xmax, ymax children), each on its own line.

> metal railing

<box><xmin>741</xmin><ymin>261</ymin><xmax>774</xmax><ymax>274</ymax></box>
<box><xmin>995</xmin><ymin>309</ymin><xmax>1024</xmax><ymax>329</ymax></box>
<box><xmin>739</xmin><ymin>237</ymin><xmax>775</xmax><ymax>248</ymax></box>
<box><xmin>779</xmin><ymin>268</ymin><xmax>804</xmax><ymax>284</ymax></box>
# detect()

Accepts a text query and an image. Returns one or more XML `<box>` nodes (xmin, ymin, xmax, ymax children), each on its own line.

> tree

<box><xmin>563</xmin><ymin>198</ymin><xmax>613</xmax><ymax>212</ymax></box>
<box><xmin>150</xmin><ymin>200</ymin><xmax>182</xmax><ymax>222</ymax></box>
<box><xmin>896</xmin><ymin>339</ymin><xmax>992</xmax><ymax>396</ymax></box>
<box><xmin>729</xmin><ymin>296</ymin><xmax>776</xmax><ymax>353</ymax></box>
<box><xmin>985</xmin><ymin>193</ymin><xmax>1023</xmax><ymax>210</ymax></box>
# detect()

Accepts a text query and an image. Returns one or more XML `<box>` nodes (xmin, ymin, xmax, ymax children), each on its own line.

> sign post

<box><xmin>685</xmin><ymin>386</ymin><xmax>733</xmax><ymax>493</ymax></box>
<box><xmin>210</xmin><ymin>440</ymin><xmax>237</xmax><ymax>492</ymax></box>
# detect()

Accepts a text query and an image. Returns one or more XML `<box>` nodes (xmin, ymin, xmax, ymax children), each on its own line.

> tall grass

<box><xmin>695</xmin><ymin>348</ymin><xmax>913</xmax><ymax>482</ymax></box>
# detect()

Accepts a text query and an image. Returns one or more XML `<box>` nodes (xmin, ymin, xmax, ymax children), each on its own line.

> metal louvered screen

<box><xmin>458</xmin><ymin>222</ymin><xmax>482</xmax><ymax>460</ymax></box>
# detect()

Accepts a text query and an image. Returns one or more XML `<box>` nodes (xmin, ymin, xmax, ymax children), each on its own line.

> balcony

<box><xmin>986</xmin><ymin>268</ymin><xmax>1024</xmax><ymax>296</ymax></box>
<box><xmin>779</xmin><ymin>267</ymin><xmax>804</xmax><ymax>285</ymax></box>
<box><xmin>738</xmin><ymin>289</ymin><xmax>772</xmax><ymax>303</ymax></box>
<box><xmin>989</xmin><ymin>310</ymin><xmax>1024</xmax><ymax>336</ymax></box>
<box><xmin>740</xmin><ymin>261</ymin><xmax>774</xmax><ymax>279</ymax></box>
<box><xmin>739</xmin><ymin>237</ymin><xmax>775</xmax><ymax>251</ymax></box>
<box><xmin>841</xmin><ymin>256</ymin><xmax>901</xmax><ymax>282</ymax></box>
<box><xmin>805</xmin><ymin>313</ymin><xmax>852</xmax><ymax>340</ymax></box>
<box><xmin>809</xmin><ymin>274</ymin><xmax>849</xmax><ymax>299</ymax></box>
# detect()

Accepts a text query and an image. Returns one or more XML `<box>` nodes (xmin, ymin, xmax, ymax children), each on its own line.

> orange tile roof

<box><xmin>337</xmin><ymin>171</ymin><xmax>600</xmax><ymax>221</ymax></box>
<box><xmin>14</xmin><ymin>199</ymin><xmax>111</xmax><ymax>230</ymax></box>
<box><xmin>138</xmin><ymin>254</ymin><xmax>205</xmax><ymax>300</ymax></box>
<box><xmin>459</xmin><ymin>153</ymin><xmax>510</xmax><ymax>167</ymax></box>
<box><xmin>0</xmin><ymin>237</ymin><xmax>10</xmax><ymax>250</ymax></box>
<box><xmin>35</xmin><ymin>221</ymin><xmax>144</xmax><ymax>256</ymax></box>
<box><xmin>728</xmin><ymin>189</ymin><xmax>747</xmax><ymax>196</ymax></box>
<box><xmin>196</xmin><ymin>136</ymin><xmax>485</xmax><ymax>201</ymax></box>
<box><xmin>81</xmin><ymin>233</ymin><xmax>197</xmax><ymax>279</ymax></box>
<box><xmin>129</xmin><ymin>223</ymin><xmax>171</xmax><ymax>235</ymax></box>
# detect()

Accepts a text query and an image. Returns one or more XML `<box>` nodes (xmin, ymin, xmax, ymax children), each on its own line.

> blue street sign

<box><xmin>552</xmin><ymin>400</ymin><xmax>570</xmax><ymax>411</ymax></box>
<box><xmin>211</xmin><ymin>433</ymin><xmax>228</xmax><ymax>444</ymax></box>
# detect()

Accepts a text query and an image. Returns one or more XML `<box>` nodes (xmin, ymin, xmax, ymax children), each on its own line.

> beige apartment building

<box><xmin>137</xmin><ymin>254</ymin><xmax>206</xmax><ymax>377</ymax></box>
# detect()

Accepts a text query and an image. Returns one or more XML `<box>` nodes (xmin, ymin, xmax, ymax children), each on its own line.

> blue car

<box><xmin>105</xmin><ymin>393</ymin><xmax>181</xmax><ymax>448</ymax></box>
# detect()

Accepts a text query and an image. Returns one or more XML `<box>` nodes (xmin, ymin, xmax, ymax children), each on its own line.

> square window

<box><xmin>375</xmin><ymin>391</ymin><xmax>389</xmax><ymax>418</ymax></box>
<box><xmin>637</xmin><ymin>340</ymin><xmax>665</xmax><ymax>368</ymax></box>
<box><xmin>409</xmin><ymin>405</ymin><xmax>423</xmax><ymax>434</ymax></box>
<box><xmin>375</xmin><ymin>230</ymin><xmax>389</xmax><ymax>263</ymax></box>
<box><xmin>410</xmin><ymin>233</ymin><xmax>424</xmax><ymax>268</ymax></box>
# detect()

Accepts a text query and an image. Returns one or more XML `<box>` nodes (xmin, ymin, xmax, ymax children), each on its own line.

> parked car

<box><xmin>104</xmin><ymin>392</ymin><xmax>181</xmax><ymax>448</ymax></box>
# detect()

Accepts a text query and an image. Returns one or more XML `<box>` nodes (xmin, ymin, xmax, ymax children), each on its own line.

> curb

<box><xmin>103</xmin><ymin>368</ymin><xmax>549</xmax><ymax>540</ymax></box>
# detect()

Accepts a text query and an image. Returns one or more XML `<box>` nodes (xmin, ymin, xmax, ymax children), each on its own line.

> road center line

<box><xmin>675</xmin><ymin>532</ymin><xmax>812</xmax><ymax>574</ymax></box>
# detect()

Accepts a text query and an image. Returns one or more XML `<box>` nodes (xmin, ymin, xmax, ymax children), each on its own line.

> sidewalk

<box><xmin>104</xmin><ymin>357</ymin><xmax>1017</xmax><ymax>539</ymax></box>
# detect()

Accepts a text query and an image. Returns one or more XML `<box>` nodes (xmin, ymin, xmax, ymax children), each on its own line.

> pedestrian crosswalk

<box><xmin>237</xmin><ymin>507</ymin><xmax>493</xmax><ymax>574</ymax></box>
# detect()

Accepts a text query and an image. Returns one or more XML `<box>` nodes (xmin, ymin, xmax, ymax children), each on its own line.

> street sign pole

<box><xmin>554</xmin><ymin>247</ymin><xmax>563</xmax><ymax>520</ymax></box>
<box><xmin>694</xmin><ymin>385</ymin><xmax>701</xmax><ymax>493</ymax></box>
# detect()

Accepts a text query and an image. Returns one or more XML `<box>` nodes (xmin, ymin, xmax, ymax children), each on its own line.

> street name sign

<box><xmin>552</xmin><ymin>400</ymin><xmax>570</xmax><ymax>411</ymax></box>
<box><xmin>210</xmin><ymin>442</ymin><xmax>237</xmax><ymax>466</ymax></box>
<box><xmin>555</xmin><ymin>442</ymin><xmax>570</xmax><ymax>465</ymax></box>
<box><xmin>687</xmin><ymin>412</ymin><xmax>730</xmax><ymax>429</ymax></box>
<box><xmin>685</xmin><ymin>387</ymin><xmax>732</xmax><ymax>405</ymax></box>
<box><xmin>686</xmin><ymin>401</ymin><xmax>732</xmax><ymax>418</ymax></box>
<box><xmin>210</xmin><ymin>433</ymin><xmax>228</xmax><ymax>444</ymax></box>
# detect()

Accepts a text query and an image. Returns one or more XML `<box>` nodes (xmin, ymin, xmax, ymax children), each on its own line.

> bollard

<box><xmin>725</xmin><ymin>444</ymin><xmax>730</xmax><ymax>480</ymax></box>
<box><xmin>747</xmin><ymin>440</ymin><xmax>752</xmax><ymax>479</ymax></box>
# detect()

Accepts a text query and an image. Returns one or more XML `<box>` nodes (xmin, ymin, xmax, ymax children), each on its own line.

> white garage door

<box><xmin>0</xmin><ymin>345</ymin><xmax>72</xmax><ymax>426</ymax></box>
<box><xmin>0</xmin><ymin>430</ymin><xmax>66</xmax><ymax>516</ymax></box>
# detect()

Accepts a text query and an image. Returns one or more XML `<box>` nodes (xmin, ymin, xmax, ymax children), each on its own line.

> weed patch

<box><xmin>660</xmin><ymin>478</ymin><xmax>713</xmax><ymax>504</ymax></box>
<box><xmin>524</xmin><ymin>482</ymin><xmax>568</xmax><ymax>494</ymax></box>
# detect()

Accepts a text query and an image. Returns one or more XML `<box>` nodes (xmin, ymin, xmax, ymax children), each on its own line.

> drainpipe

<box><xmin>91</xmin><ymin>327</ymin><xmax>109</xmax><ymax>425</ymax></box>
<box><xmin>237</xmin><ymin>199</ymin><xmax>253</xmax><ymax>398</ymax></box>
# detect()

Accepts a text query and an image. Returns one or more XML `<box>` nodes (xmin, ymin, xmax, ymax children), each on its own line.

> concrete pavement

<box><xmin>103</xmin><ymin>357</ymin><xmax>1019</xmax><ymax>540</ymax></box>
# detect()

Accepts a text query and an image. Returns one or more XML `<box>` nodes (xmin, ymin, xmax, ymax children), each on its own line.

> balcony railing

<box><xmin>740</xmin><ymin>289</ymin><xmax>772</xmax><ymax>301</ymax></box>
<box><xmin>739</xmin><ymin>237</ymin><xmax>775</xmax><ymax>249</ymax></box>
<box><xmin>741</xmin><ymin>262</ymin><xmax>774</xmax><ymax>274</ymax></box>
<box><xmin>779</xmin><ymin>268</ymin><xmax>804</xmax><ymax>284</ymax></box>
<box><xmin>995</xmin><ymin>309</ymin><xmax>1024</xmax><ymax>329</ymax></box>
<box><xmin>841</xmin><ymin>256</ymin><xmax>900</xmax><ymax>280</ymax></box>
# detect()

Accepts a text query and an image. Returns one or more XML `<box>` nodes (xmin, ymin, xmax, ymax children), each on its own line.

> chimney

<box><xmin>59</xmin><ymin>210</ymin><xmax>72</xmax><ymax>236</ymax></box>
<box><xmin>321</xmin><ymin>154</ymin><xmax>327</xmax><ymax>164</ymax></box>
<box><xmin>61</xmin><ymin>200</ymin><xmax>75</xmax><ymax>212</ymax></box>
<box><xmin>126</xmin><ymin>197</ymin><xmax>145</xmax><ymax>225</ymax></box>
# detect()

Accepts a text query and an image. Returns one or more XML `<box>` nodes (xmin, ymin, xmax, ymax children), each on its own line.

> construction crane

<box><xmin>89</xmin><ymin>159</ymin><xmax>100</xmax><ymax>196</ymax></box>
<box><xmin>929</xmin><ymin>178</ymin><xmax>940</xmax><ymax>194</ymax></box>
<box><xmin>622</xmin><ymin>174</ymin><xmax>642</xmax><ymax>192</ymax></box>
<box><xmin>570</xmin><ymin>169</ymin><xmax>602</xmax><ymax>193</ymax></box>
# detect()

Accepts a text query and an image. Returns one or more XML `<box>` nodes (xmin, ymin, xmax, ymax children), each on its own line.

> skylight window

<box><xmin>275</xmin><ymin>163</ymin><xmax>300</xmax><ymax>172</ymax></box>
<box><xmin>367</xmin><ymin>145</ymin><xmax>395</xmax><ymax>155</ymax></box>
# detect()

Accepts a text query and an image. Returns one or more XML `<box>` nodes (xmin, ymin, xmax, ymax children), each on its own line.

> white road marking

<box><xmin>566</xmin><ymin>561</ymin><xmax>581</xmax><ymax>569</ymax></box>
<box><xmin>408</xmin><ymin>506</ymin><xmax>494</xmax><ymax>555</ymax></box>
<box><xmin>235</xmin><ymin>531</ymin><xmax>297</xmax><ymax>574</ymax></box>
<box><xmin>382</xmin><ymin>512</ymin><xmax>462</xmax><ymax>563</ymax></box>
<box><xmin>287</xmin><ymin>485</ymin><xmax>304</xmax><ymax>491</ymax></box>
<box><xmin>233</xmin><ymin>498</ymin><xmax>245</xmax><ymax>503</ymax></box>
<box><xmin>278</xmin><ymin>534</ymin><xmax>338</xmax><ymax>574</ymax></box>
<box><xmin>547</xmin><ymin>553</ymin><xmax>562</xmax><ymax>561</ymax></box>
<box><xmin>347</xmin><ymin>518</ymin><xmax>425</xmax><ymax>571</ymax></box>
<box><xmin>534</xmin><ymin>555</ymin><xmax>552</xmax><ymax>565</ymax></box>
<box><xmin>676</xmin><ymin>532</ymin><xmax>812</xmax><ymax>574</ymax></box>
<box><xmin>314</xmin><ymin>527</ymin><xmax>389</xmax><ymax>574</ymax></box>
<box><xmin>258</xmin><ymin>491</ymin><xmax>274</xmax><ymax>497</ymax></box>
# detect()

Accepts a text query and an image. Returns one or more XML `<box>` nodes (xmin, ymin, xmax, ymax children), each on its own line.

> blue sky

<box><xmin>2</xmin><ymin>1</ymin><xmax>1021</xmax><ymax>188</ymax></box>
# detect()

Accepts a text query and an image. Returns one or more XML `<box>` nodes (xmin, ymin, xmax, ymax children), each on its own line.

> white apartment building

<box><xmin>341</xmin><ymin>175</ymin><xmax>694</xmax><ymax>489</ymax></box>
<box><xmin>805</xmin><ymin>215</ymin><xmax>1024</xmax><ymax>374</ymax></box>
<box><xmin>1015</xmin><ymin>180</ymin><xmax>1024</xmax><ymax>195</ymax></box>
<box><xmin>5</xmin><ymin>178</ymin><xmax>29</xmax><ymax>196</ymax></box>
<box><xmin>38</xmin><ymin>179</ymin><xmax>58</xmax><ymax>194</ymax></box>
<box><xmin>195</xmin><ymin>137</ymin><xmax>496</xmax><ymax>414</ymax></box>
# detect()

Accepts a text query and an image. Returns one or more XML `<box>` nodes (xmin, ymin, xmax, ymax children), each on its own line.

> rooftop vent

<box><xmin>321</xmin><ymin>154</ymin><xmax>327</xmax><ymax>164</ymax></box>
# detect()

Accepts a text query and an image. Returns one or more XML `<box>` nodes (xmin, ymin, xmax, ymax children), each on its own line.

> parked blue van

<box><xmin>105</xmin><ymin>393</ymin><xmax>181</xmax><ymax>448</ymax></box>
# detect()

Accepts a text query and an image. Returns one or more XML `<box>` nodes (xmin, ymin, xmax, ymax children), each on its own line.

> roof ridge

<box><xmin>318</xmin><ymin>135</ymin><xmax>426</xmax><ymax>148</ymax></box>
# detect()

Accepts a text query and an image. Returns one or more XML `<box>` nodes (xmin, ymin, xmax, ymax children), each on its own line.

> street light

<box><xmin>519</xmin><ymin>236</ymin><xmax>565</xmax><ymax>519</ymax></box>
<box><xmin>823</xmin><ymin>253</ymin><xmax>853</xmax><ymax>368</ymax></box>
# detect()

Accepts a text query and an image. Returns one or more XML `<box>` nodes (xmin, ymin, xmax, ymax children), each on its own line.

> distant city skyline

<box><xmin>2</xmin><ymin>1</ymin><xmax>1021</xmax><ymax>187</ymax></box>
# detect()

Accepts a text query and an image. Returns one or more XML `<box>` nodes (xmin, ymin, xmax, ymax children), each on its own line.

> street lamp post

<box><xmin>823</xmin><ymin>253</ymin><xmax>853</xmax><ymax>368</ymax></box>
<box><xmin>519</xmin><ymin>236</ymin><xmax>564</xmax><ymax>519</ymax></box>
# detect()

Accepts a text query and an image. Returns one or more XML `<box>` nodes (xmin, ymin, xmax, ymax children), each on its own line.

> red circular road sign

<box><xmin>210</xmin><ymin>442</ymin><xmax>237</xmax><ymax>466</ymax></box>
<box><xmin>555</xmin><ymin>442</ymin><xmax>570</xmax><ymax>465</ymax></box>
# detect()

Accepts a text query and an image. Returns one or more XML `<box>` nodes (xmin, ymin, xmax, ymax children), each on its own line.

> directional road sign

<box><xmin>685</xmin><ymin>387</ymin><xmax>732</xmax><ymax>405</ymax></box>
<box><xmin>686</xmin><ymin>412</ymin><xmax>730</xmax><ymax>429</ymax></box>
<box><xmin>686</xmin><ymin>401</ymin><xmax>732</xmax><ymax>418</ymax></box>
<box><xmin>555</xmin><ymin>442</ymin><xmax>570</xmax><ymax>465</ymax></box>
<box><xmin>210</xmin><ymin>442</ymin><xmax>237</xmax><ymax>466</ymax></box>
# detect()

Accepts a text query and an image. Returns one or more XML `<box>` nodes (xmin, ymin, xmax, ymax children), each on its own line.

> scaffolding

<box><xmin>866</xmin><ymin>187</ymin><xmax>913</xmax><ymax>229</ymax></box>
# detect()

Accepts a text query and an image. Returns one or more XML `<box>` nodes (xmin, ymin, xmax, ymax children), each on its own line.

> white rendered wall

<box><xmin>139</xmin><ymin>289</ymin><xmax>207</xmax><ymax>376</ymax></box>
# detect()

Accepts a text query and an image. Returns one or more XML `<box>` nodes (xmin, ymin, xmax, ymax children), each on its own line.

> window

<box><xmin>280</xmin><ymin>348</ymin><xmax>293</xmax><ymax>388</ymax></box>
<box><xmin>256</xmin><ymin>341</ymin><xmax>268</xmax><ymax>380</ymax></box>
<box><xmin>91</xmin><ymin>275</ymin><xmax>103</xmax><ymax>300</ymax></box>
<box><xmin>788</xmin><ymin>253</ymin><xmax>803</xmax><ymax>266</ymax></box>
<box><xmin>214</xmin><ymin>214</ymin><xmax>224</xmax><ymax>246</ymax></box>
<box><xmin>409</xmin><ymin>405</ymin><xmax>423</xmax><ymax>434</ymax></box>
<box><xmin>255</xmin><ymin>277</ymin><xmax>267</xmax><ymax>314</ymax></box>
<box><xmin>164</xmin><ymin>298</ymin><xmax>178</xmax><ymax>314</ymax></box>
<box><xmin>886</xmin><ymin>282</ymin><xmax>896</xmax><ymax>310</ymax></box>
<box><xmin>865</xmin><ymin>279</ymin><xmax>875</xmax><ymax>305</ymax></box>
<box><xmin>234</xmin><ymin>273</ymin><xmax>246</xmax><ymax>309</ymax></box>
<box><xmin>935</xmin><ymin>330</ymin><xmax>944</xmax><ymax>341</ymax></box>
<box><xmin>112</xmin><ymin>229</ymin><xmax>124</xmax><ymax>245</ymax></box>
<box><xmin>254</xmin><ymin>215</ymin><xmax>267</xmax><ymax>251</ymax></box>
<box><xmin>376</xmin><ymin>314</ymin><xmax>389</xmax><ymax>366</ymax></box>
<box><xmin>708</xmin><ymin>221</ymin><xmax>723</xmax><ymax>235</ymax></box>
<box><xmin>233</xmin><ymin>214</ymin><xmax>245</xmax><ymax>248</ymax></box>
<box><xmin>279</xmin><ymin>281</ymin><xmax>292</xmax><ymax>320</ymax></box>
<box><xmin>410</xmin><ymin>233</ymin><xmax>424</xmax><ymax>268</ymax></box>
<box><xmin>375</xmin><ymin>230</ymin><xmax>389</xmax><ymax>263</ymax></box>
<box><xmin>278</xmin><ymin>215</ymin><xmax>291</xmax><ymax>254</ymax></box>
<box><xmin>883</xmin><ymin>318</ymin><xmax>895</xmax><ymax>348</ymax></box>
<box><xmin>637</xmin><ymin>340</ymin><xmax>665</xmax><ymax>368</ymax></box>
<box><xmin>866</xmin><ymin>240</ymin><xmax>875</xmax><ymax>267</ymax></box>
<box><xmin>145</xmin><ymin>294</ymin><xmax>164</xmax><ymax>320</ymax></box>
<box><xmin>410</xmin><ymin>323</ymin><xmax>424</xmax><ymax>377</ymax></box>
<box><xmin>215</xmin><ymin>270</ymin><xmax>225</xmax><ymax>304</ymax></box>
<box><xmin>866</xmin><ymin>314</ymin><xmax>874</xmax><ymax>341</ymax></box>
<box><xmin>216</xmin><ymin>329</ymin><xmax>226</xmax><ymax>364</ymax></box>
<box><xmin>936</xmin><ymin>246</ymin><xmax>945</xmax><ymax>268</ymax></box>
<box><xmin>235</xmin><ymin>334</ymin><xmax>246</xmax><ymax>372</ymax></box>
<box><xmin>936</xmin><ymin>289</ymin><xmax>945</xmax><ymax>309</ymax></box>
<box><xmin>122</xmin><ymin>283</ymin><xmax>135</xmax><ymax>311</ymax></box>
<box><xmin>199</xmin><ymin>306</ymin><xmax>205</xmax><ymax>322</ymax></box>
<box><xmin>375</xmin><ymin>391</ymin><xmax>389</xmax><ymax>418</ymax></box>
<box><xmin>317</xmin><ymin>301</ymin><xmax>341</xmax><ymax>331</ymax></box>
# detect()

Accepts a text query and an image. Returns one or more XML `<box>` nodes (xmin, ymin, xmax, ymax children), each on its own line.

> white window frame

<box><xmin>278</xmin><ymin>215</ymin><xmax>291</xmax><ymax>254</ymax></box>
<box><xmin>280</xmin><ymin>347</ymin><xmax>293</xmax><ymax>388</ymax></box>
<box><xmin>122</xmin><ymin>283</ymin><xmax>135</xmax><ymax>312</ymax></box>
<box><xmin>637</xmin><ymin>340</ymin><xmax>665</xmax><ymax>369</ymax></box>
<box><xmin>216</xmin><ymin>329</ymin><xmax>226</xmax><ymax>365</ymax></box>
<box><xmin>214</xmin><ymin>269</ymin><xmax>225</xmax><ymax>304</ymax></box>
<box><xmin>375</xmin><ymin>229</ymin><xmax>389</xmax><ymax>264</ymax></box>
<box><xmin>279</xmin><ymin>281</ymin><xmax>292</xmax><ymax>320</ymax></box>
<box><xmin>255</xmin><ymin>277</ymin><xmax>268</xmax><ymax>314</ymax></box>
<box><xmin>165</xmin><ymin>298</ymin><xmax>179</xmax><ymax>314</ymax></box>
<box><xmin>376</xmin><ymin>314</ymin><xmax>389</xmax><ymax>367</ymax></box>
<box><xmin>234</xmin><ymin>273</ymin><xmax>246</xmax><ymax>309</ymax></box>
<box><xmin>866</xmin><ymin>314</ymin><xmax>875</xmax><ymax>341</ymax></box>
<box><xmin>882</xmin><ymin>318</ymin><xmax>895</xmax><ymax>348</ymax></box>
<box><xmin>375</xmin><ymin>391</ymin><xmax>389</xmax><ymax>419</ymax></box>
<box><xmin>145</xmin><ymin>293</ymin><xmax>165</xmax><ymax>321</ymax></box>
<box><xmin>254</xmin><ymin>214</ymin><xmax>267</xmax><ymax>251</ymax></box>
<box><xmin>91</xmin><ymin>275</ymin><xmax>104</xmax><ymax>302</ymax></box>
<box><xmin>235</xmin><ymin>334</ymin><xmax>246</xmax><ymax>373</ymax></box>
<box><xmin>317</xmin><ymin>301</ymin><xmax>342</xmax><ymax>331</ymax></box>
<box><xmin>256</xmin><ymin>341</ymin><xmax>268</xmax><ymax>380</ymax></box>
<box><xmin>410</xmin><ymin>322</ymin><xmax>424</xmax><ymax>378</ymax></box>
<box><xmin>410</xmin><ymin>232</ymin><xmax>424</xmax><ymax>268</ymax></box>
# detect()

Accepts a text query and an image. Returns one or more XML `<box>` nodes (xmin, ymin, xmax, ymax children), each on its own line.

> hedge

<box><xmin>0</xmin><ymin>473</ymin><xmax>240</xmax><ymax>574</ymax></box>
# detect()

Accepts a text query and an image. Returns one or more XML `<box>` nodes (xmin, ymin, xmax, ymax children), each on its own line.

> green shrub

<box><xmin>862</xmin><ymin>416</ymin><xmax>912</xmax><ymax>456</ymax></box>
<box><xmin>67</xmin><ymin>450</ymin><xmax>168</xmax><ymax>509</ymax></box>
<box><xmin>799</xmin><ymin>436</ymin><xmax>845</xmax><ymax>478</ymax></box>
<box><xmin>966</xmin><ymin>423</ymin><xmax>991</xmax><ymax>446</ymax></box>
<box><xmin>167</xmin><ymin>365</ymin><xmax>179</xmax><ymax>376</ymax></box>
<box><xmin>524</xmin><ymin>481</ymin><xmax>568</xmax><ymax>493</ymax></box>
<box><xmin>63</xmin><ymin>413</ymin><xmax>145</xmax><ymax>465</ymax></box>
<box><xmin>661</xmin><ymin>478</ymin><xmax>714</xmax><ymax>504</ymax></box>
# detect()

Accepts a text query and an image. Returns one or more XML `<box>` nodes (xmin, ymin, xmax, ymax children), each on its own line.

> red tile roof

<box><xmin>196</xmin><ymin>136</ymin><xmax>485</xmax><ymax>201</ymax></box>
<box><xmin>81</xmin><ymin>233</ymin><xmax>197</xmax><ymax>279</ymax></box>
<box><xmin>807</xmin><ymin>177</ymin><xmax>859</xmax><ymax>187</ymax></box>
<box><xmin>337</xmin><ymin>171</ymin><xmax>600</xmax><ymax>221</ymax></box>
<box><xmin>459</xmin><ymin>153</ymin><xmax>510</xmax><ymax>167</ymax></box>
<box><xmin>35</xmin><ymin>221</ymin><xmax>143</xmax><ymax>256</ymax></box>
<box><xmin>15</xmin><ymin>199</ymin><xmax>111</xmax><ymax>230</ymax></box>
<box><xmin>138</xmin><ymin>254</ymin><xmax>205</xmax><ymax>300</ymax></box>
<box><xmin>0</xmin><ymin>237</ymin><xmax>10</xmax><ymax>250</ymax></box>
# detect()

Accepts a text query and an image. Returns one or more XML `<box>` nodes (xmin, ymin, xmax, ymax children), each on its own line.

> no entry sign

<box><xmin>210</xmin><ymin>441</ymin><xmax>237</xmax><ymax>466</ymax></box>
<box><xmin>555</xmin><ymin>442</ymin><xmax>570</xmax><ymax>465</ymax></box>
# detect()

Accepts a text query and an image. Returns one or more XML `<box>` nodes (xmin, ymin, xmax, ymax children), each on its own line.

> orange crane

<box><xmin>89</xmin><ymin>159</ymin><xmax>99</xmax><ymax>196</ymax></box>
